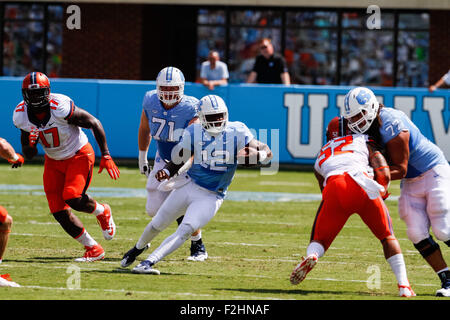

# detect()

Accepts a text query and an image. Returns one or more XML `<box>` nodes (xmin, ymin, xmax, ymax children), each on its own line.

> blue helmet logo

<box><xmin>355</xmin><ymin>89</ymin><xmax>371</xmax><ymax>105</ymax></box>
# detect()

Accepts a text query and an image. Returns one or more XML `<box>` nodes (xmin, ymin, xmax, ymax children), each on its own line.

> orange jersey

<box><xmin>13</xmin><ymin>93</ymin><xmax>88</xmax><ymax>160</ymax></box>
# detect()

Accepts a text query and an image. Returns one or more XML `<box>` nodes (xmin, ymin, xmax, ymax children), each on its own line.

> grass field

<box><xmin>0</xmin><ymin>161</ymin><xmax>447</xmax><ymax>302</ymax></box>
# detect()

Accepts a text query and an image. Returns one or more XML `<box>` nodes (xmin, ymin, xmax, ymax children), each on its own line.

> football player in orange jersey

<box><xmin>290</xmin><ymin>116</ymin><xmax>415</xmax><ymax>297</ymax></box>
<box><xmin>13</xmin><ymin>72</ymin><xmax>120</xmax><ymax>262</ymax></box>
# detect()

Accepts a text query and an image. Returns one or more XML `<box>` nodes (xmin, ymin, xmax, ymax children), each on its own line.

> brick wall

<box><xmin>61</xmin><ymin>3</ymin><xmax>142</xmax><ymax>80</ymax></box>
<box><xmin>429</xmin><ymin>10</ymin><xmax>450</xmax><ymax>87</ymax></box>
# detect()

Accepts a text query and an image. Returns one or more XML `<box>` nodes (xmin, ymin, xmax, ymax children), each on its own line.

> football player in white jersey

<box><xmin>133</xmin><ymin>66</ymin><xmax>208</xmax><ymax>262</ymax></box>
<box><xmin>13</xmin><ymin>72</ymin><xmax>120</xmax><ymax>262</ymax></box>
<box><xmin>121</xmin><ymin>95</ymin><xmax>272</xmax><ymax>274</ymax></box>
<box><xmin>290</xmin><ymin>118</ymin><xmax>415</xmax><ymax>297</ymax></box>
<box><xmin>343</xmin><ymin>86</ymin><xmax>450</xmax><ymax>297</ymax></box>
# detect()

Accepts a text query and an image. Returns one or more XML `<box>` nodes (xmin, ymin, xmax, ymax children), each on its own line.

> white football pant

<box><xmin>143</xmin><ymin>180</ymin><xmax>223</xmax><ymax>264</ymax></box>
<box><xmin>398</xmin><ymin>164</ymin><xmax>450</xmax><ymax>244</ymax></box>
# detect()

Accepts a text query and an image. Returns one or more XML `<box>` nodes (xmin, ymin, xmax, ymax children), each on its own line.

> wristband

<box><xmin>258</xmin><ymin>150</ymin><xmax>268</xmax><ymax>163</ymax></box>
<box><xmin>139</xmin><ymin>150</ymin><xmax>148</xmax><ymax>162</ymax></box>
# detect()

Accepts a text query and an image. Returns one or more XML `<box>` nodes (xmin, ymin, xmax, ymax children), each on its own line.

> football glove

<box><xmin>8</xmin><ymin>153</ymin><xmax>24</xmax><ymax>168</ymax></box>
<box><xmin>98</xmin><ymin>154</ymin><xmax>120</xmax><ymax>180</ymax></box>
<box><xmin>29</xmin><ymin>127</ymin><xmax>39</xmax><ymax>147</ymax></box>
<box><xmin>139</xmin><ymin>150</ymin><xmax>150</xmax><ymax>177</ymax></box>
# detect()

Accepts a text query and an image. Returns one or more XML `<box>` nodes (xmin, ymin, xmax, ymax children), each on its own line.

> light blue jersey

<box><xmin>178</xmin><ymin>121</ymin><xmax>254</xmax><ymax>198</ymax></box>
<box><xmin>379</xmin><ymin>107</ymin><xmax>447</xmax><ymax>178</ymax></box>
<box><xmin>142</xmin><ymin>90</ymin><xmax>198</xmax><ymax>161</ymax></box>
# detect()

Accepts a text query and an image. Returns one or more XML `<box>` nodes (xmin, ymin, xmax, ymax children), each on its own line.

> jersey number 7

<box><xmin>39</xmin><ymin>127</ymin><xmax>60</xmax><ymax>148</ymax></box>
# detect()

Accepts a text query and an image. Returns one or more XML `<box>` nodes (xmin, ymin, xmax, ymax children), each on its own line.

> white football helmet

<box><xmin>198</xmin><ymin>95</ymin><xmax>228</xmax><ymax>135</ymax></box>
<box><xmin>343</xmin><ymin>87</ymin><xmax>379</xmax><ymax>134</ymax></box>
<box><xmin>156</xmin><ymin>66</ymin><xmax>185</xmax><ymax>106</ymax></box>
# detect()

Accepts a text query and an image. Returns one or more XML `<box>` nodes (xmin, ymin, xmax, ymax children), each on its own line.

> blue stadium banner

<box><xmin>1</xmin><ymin>77</ymin><xmax>449</xmax><ymax>165</ymax></box>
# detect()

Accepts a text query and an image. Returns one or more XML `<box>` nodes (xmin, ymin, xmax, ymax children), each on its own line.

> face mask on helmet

<box><xmin>198</xmin><ymin>95</ymin><xmax>228</xmax><ymax>135</ymax></box>
<box><xmin>156</xmin><ymin>67</ymin><xmax>185</xmax><ymax>106</ymax></box>
<box><xmin>342</xmin><ymin>87</ymin><xmax>379</xmax><ymax>134</ymax></box>
<box><xmin>22</xmin><ymin>72</ymin><xmax>51</xmax><ymax>113</ymax></box>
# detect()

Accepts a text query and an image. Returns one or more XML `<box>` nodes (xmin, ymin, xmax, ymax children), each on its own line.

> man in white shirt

<box><xmin>429</xmin><ymin>69</ymin><xmax>450</xmax><ymax>92</ymax></box>
<box><xmin>199</xmin><ymin>50</ymin><xmax>229</xmax><ymax>90</ymax></box>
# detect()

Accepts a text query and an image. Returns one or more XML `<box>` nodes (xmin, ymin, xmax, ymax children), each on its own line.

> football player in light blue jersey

<box><xmin>125</xmin><ymin>95</ymin><xmax>272</xmax><ymax>275</ymax></box>
<box><xmin>124</xmin><ymin>66</ymin><xmax>207</xmax><ymax>265</ymax></box>
<box><xmin>343</xmin><ymin>87</ymin><xmax>450</xmax><ymax>297</ymax></box>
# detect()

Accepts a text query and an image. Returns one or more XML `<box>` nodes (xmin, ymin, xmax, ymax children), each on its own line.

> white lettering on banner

<box><xmin>393</xmin><ymin>96</ymin><xmax>415</xmax><ymax>118</ymax></box>
<box><xmin>284</xmin><ymin>93</ymin><xmax>327</xmax><ymax>159</ymax></box>
<box><xmin>423</xmin><ymin>97</ymin><xmax>450</xmax><ymax>159</ymax></box>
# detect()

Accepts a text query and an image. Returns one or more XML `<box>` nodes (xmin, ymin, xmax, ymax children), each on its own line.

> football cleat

<box><xmin>132</xmin><ymin>260</ymin><xmax>160</xmax><ymax>275</ymax></box>
<box><xmin>436</xmin><ymin>281</ymin><xmax>450</xmax><ymax>297</ymax></box>
<box><xmin>290</xmin><ymin>254</ymin><xmax>318</xmax><ymax>285</ymax></box>
<box><xmin>187</xmin><ymin>241</ymin><xmax>208</xmax><ymax>262</ymax></box>
<box><xmin>398</xmin><ymin>284</ymin><xmax>416</xmax><ymax>297</ymax></box>
<box><xmin>120</xmin><ymin>244</ymin><xmax>150</xmax><ymax>268</ymax></box>
<box><xmin>96</xmin><ymin>203</ymin><xmax>116</xmax><ymax>240</ymax></box>
<box><xmin>0</xmin><ymin>274</ymin><xmax>20</xmax><ymax>287</ymax></box>
<box><xmin>74</xmin><ymin>244</ymin><xmax>105</xmax><ymax>262</ymax></box>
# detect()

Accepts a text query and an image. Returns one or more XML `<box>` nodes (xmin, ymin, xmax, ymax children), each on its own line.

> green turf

<box><xmin>0</xmin><ymin>163</ymin><xmax>444</xmax><ymax>300</ymax></box>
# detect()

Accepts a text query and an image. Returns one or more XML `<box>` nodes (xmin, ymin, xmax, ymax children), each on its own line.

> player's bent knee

<box><xmin>65</xmin><ymin>195</ymin><xmax>90</xmax><ymax>212</ymax></box>
<box><xmin>406</xmin><ymin>227</ymin><xmax>430</xmax><ymax>245</ymax></box>
<box><xmin>0</xmin><ymin>215</ymin><xmax>12</xmax><ymax>231</ymax></box>
<box><xmin>414</xmin><ymin>236</ymin><xmax>440</xmax><ymax>258</ymax></box>
<box><xmin>178</xmin><ymin>223</ymin><xmax>195</xmax><ymax>242</ymax></box>
<box><xmin>432</xmin><ymin>228</ymin><xmax>450</xmax><ymax>243</ymax></box>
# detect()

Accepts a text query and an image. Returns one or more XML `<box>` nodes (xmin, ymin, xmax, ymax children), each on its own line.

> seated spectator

<box><xmin>200</xmin><ymin>50</ymin><xmax>229</xmax><ymax>90</ymax></box>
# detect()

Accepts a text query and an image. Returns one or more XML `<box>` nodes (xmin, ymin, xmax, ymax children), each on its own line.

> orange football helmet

<box><xmin>22</xmin><ymin>72</ymin><xmax>51</xmax><ymax>111</ymax></box>
<box><xmin>325</xmin><ymin>116</ymin><xmax>351</xmax><ymax>141</ymax></box>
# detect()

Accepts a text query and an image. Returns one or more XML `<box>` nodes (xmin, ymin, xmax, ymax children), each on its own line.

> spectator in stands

<box><xmin>199</xmin><ymin>50</ymin><xmax>229</xmax><ymax>90</ymax></box>
<box><xmin>429</xmin><ymin>69</ymin><xmax>450</xmax><ymax>92</ymax></box>
<box><xmin>246</xmin><ymin>38</ymin><xmax>290</xmax><ymax>85</ymax></box>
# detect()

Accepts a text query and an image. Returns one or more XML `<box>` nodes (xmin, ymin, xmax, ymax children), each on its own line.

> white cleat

<box><xmin>187</xmin><ymin>251</ymin><xmax>208</xmax><ymax>262</ymax></box>
<box><xmin>436</xmin><ymin>286</ymin><xmax>450</xmax><ymax>297</ymax></box>
<box><xmin>132</xmin><ymin>260</ymin><xmax>160</xmax><ymax>275</ymax></box>
<box><xmin>290</xmin><ymin>254</ymin><xmax>318</xmax><ymax>285</ymax></box>
<box><xmin>398</xmin><ymin>284</ymin><xmax>416</xmax><ymax>297</ymax></box>
<box><xmin>96</xmin><ymin>203</ymin><xmax>116</xmax><ymax>241</ymax></box>
<box><xmin>0</xmin><ymin>274</ymin><xmax>20</xmax><ymax>287</ymax></box>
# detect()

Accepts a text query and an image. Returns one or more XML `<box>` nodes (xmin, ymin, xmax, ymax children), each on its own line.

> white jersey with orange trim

<box><xmin>314</xmin><ymin>134</ymin><xmax>373</xmax><ymax>185</ymax></box>
<box><xmin>13</xmin><ymin>93</ymin><xmax>88</xmax><ymax>160</ymax></box>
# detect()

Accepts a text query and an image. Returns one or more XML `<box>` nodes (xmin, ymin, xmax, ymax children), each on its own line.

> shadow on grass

<box><xmin>216</xmin><ymin>287</ymin><xmax>392</xmax><ymax>298</ymax></box>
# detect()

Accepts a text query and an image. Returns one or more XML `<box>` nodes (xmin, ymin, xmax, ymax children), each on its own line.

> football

<box><xmin>237</xmin><ymin>146</ymin><xmax>259</xmax><ymax>166</ymax></box>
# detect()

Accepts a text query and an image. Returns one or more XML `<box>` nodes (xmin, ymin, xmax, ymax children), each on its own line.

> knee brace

<box><xmin>65</xmin><ymin>194</ymin><xmax>92</xmax><ymax>212</ymax></box>
<box><xmin>414</xmin><ymin>236</ymin><xmax>440</xmax><ymax>258</ymax></box>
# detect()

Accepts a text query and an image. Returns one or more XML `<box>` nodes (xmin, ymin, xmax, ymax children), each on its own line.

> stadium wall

<box><xmin>2</xmin><ymin>77</ymin><xmax>450</xmax><ymax>165</ymax></box>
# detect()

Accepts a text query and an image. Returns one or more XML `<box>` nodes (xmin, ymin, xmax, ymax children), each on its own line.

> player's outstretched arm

<box><xmin>68</xmin><ymin>106</ymin><xmax>120</xmax><ymax>180</ymax></box>
<box><xmin>0</xmin><ymin>137</ymin><xmax>24</xmax><ymax>168</ymax></box>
